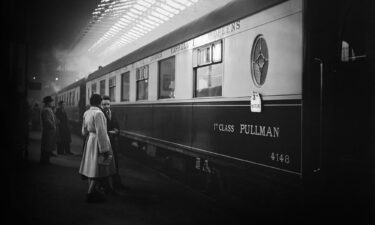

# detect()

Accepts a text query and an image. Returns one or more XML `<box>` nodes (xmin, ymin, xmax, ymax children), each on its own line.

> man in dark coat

<box><xmin>101</xmin><ymin>95</ymin><xmax>125</xmax><ymax>191</ymax></box>
<box><xmin>40</xmin><ymin>96</ymin><xmax>57</xmax><ymax>164</ymax></box>
<box><xmin>55</xmin><ymin>101</ymin><xmax>72</xmax><ymax>155</ymax></box>
<box><xmin>31</xmin><ymin>103</ymin><xmax>41</xmax><ymax>131</ymax></box>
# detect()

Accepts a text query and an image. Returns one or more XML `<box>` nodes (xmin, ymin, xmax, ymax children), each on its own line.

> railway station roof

<box><xmin>87</xmin><ymin>0</ymin><xmax>286</xmax><ymax>82</ymax></box>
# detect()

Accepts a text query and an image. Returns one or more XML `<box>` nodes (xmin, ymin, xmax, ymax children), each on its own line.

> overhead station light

<box><xmin>85</xmin><ymin>0</ymin><xmax>199</xmax><ymax>55</ymax></box>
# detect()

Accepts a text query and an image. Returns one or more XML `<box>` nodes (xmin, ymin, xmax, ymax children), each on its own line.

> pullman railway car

<box><xmin>55</xmin><ymin>0</ymin><xmax>373</xmax><ymax>221</ymax></box>
<box><xmin>53</xmin><ymin>78</ymin><xmax>87</xmax><ymax>133</ymax></box>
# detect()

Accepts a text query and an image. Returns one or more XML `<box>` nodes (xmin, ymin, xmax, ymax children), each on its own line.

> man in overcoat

<box><xmin>101</xmin><ymin>95</ymin><xmax>125</xmax><ymax>192</ymax></box>
<box><xmin>40</xmin><ymin>96</ymin><xmax>57</xmax><ymax>164</ymax></box>
<box><xmin>55</xmin><ymin>101</ymin><xmax>72</xmax><ymax>155</ymax></box>
<box><xmin>31</xmin><ymin>103</ymin><xmax>41</xmax><ymax>131</ymax></box>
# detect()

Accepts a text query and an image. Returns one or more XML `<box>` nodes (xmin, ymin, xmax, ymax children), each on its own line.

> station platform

<box><xmin>8</xmin><ymin>130</ymin><xmax>244</xmax><ymax>225</ymax></box>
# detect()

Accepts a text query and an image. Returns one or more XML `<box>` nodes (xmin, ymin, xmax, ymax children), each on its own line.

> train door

<box><xmin>303</xmin><ymin>0</ymin><xmax>374</xmax><ymax>222</ymax></box>
<box><xmin>321</xmin><ymin>0</ymin><xmax>373</xmax><ymax>222</ymax></box>
<box><xmin>328</xmin><ymin>11</ymin><xmax>370</xmax><ymax>175</ymax></box>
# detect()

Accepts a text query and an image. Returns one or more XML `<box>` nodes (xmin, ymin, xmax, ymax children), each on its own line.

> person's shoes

<box><xmin>86</xmin><ymin>192</ymin><xmax>106</xmax><ymax>203</ymax></box>
<box><xmin>108</xmin><ymin>188</ymin><xmax>121</xmax><ymax>196</ymax></box>
<box><xmin>40</xmin><ymin>161</ymin><xmax>51</xmax><ymax>165</ymax></box>
<box><xmin>65</xmin><ymin>152</ymin><xmax>73</xmax><ymax>155</ymax></box>
<box><xmin>115</xmin><ymin>183</ymin><xmax>129</xmax><ymax>190</ymax></box>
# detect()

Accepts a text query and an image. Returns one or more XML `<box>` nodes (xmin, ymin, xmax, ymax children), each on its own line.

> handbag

<box><xmin>98</xmin><ymin>152</ymin><xmax>113</xmax><ymax>166</ymax></box>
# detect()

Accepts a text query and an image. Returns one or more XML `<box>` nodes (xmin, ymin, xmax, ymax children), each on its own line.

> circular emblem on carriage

<box><xmin>251</xmin><ymin>35</ymin><xmax>269</xmax><ymax>87</ymax></box>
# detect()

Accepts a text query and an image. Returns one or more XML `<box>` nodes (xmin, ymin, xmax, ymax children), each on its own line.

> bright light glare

<box><xmin>87</xmin><ymin>0</ymin><xmax>199</xmax><ymax>54</ymax></box>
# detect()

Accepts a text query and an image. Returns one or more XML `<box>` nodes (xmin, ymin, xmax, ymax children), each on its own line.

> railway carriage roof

<box><xmin>57</xmin><ymin>77</ymin><xmax>86</xmax><ymax>94</ymax></box>
<box><xmin>87</xmin><ymin>0</ymin><xmax>286</xmax><ymax>82</ymax></box>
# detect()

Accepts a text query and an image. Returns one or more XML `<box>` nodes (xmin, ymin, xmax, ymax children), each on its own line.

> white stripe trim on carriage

<box><xmin>110</xmin><ymin>95</ymin><xmax>302</xmax><ymax>106</ymax></box>
<box><xmin>122</xmin><ymin>130</ymin><xmax>302</xmax><ymax>176</ymax></box>
<box><xmin>112</xmin><ymin>103</ymin><xmax>301</xmax><ymax>107</ymax></box>
<box><xmin>154</xmin><ymin>104</ymin><xmax>301</xmax><ymax>107</ymax></box>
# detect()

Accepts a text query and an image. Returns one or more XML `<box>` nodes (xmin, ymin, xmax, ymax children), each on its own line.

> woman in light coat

<box><xmin>79</xmin><ymin>94</ymin><xmax>115</xmax><ymax>202</ymax></box>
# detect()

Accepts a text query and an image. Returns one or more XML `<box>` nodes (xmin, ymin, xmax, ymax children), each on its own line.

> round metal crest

<box><xmin>251</xmin><ymin>35</ymin><xmax>269</xmax><ymax>87</ymax></box>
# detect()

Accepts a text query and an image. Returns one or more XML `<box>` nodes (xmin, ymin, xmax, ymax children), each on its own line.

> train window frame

<box><xmin>194</xmin><ymin>40</ymin><xmax>223</xmax><ymax>68</ymax></box>
<box><xmin>212</xmin><ymin>41</ymin><xmax>222</xmax><ymax>63</ymax></box>
<box><xmin>158</xmin><ymin>56</ymin><xmax>175</xmax><ymax>99</ymax></box>
<box><xmin>136</xmin><ymin>65</ymin><xmax>149</xmax><ymax>101</ymax></box>
<box><xmin>91</xmin><ymin>83</ymin><xmax>97</xmax><ymax>95</ymax></box>
<box><xmin>338</xmin><ymin>2</ymin><xmax>367</xmax><ymax>63</ymax></box>
<box><xmin>72</xmin><ymin>91</ymin><xmax>75</xmax><ymax>106</ymax></box>
<box><xmin>193</xmin><ymin>40</ymin><xmax>223</xmax><ymax>98</ymax></box>
<box><xmin>193</xmin><ymin>64</ymin><xmax>223</xmax><ymax>98</ymax></box>
<box><xmin>108</xmin><ymin>76</ymin><xmax>116</xmax><ymax>102</ymax></box>
<box><xmin>99</xmin><ymin>79</ymin><xmax>106</xmax><ymax>96</ymax></box>
<box><xmin>121</xmin><ymin>71</ymin><xmax>130</xmax><ymax>102</ymax></box>
<box><xmin>198</xmin><ymin>46</ymin><xmax>212</xmax><ymax>66</ymax></box>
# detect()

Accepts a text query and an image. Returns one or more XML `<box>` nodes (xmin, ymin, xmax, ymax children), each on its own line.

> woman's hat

<box><xmin>43</xmin><ymin>96</ymin><xmax>54</xmax><ymax>103</ymax></box>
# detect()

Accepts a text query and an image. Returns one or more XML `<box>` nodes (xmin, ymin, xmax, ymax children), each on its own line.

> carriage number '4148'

<box><xmin>270</xmin><ymin>153</ymin><xmax>290</xmax><ymax>164</ymax></box>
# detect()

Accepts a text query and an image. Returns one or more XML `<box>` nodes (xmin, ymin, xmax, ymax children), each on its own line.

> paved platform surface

<box><xmin>8</xmin><ymin>130</ymin><xmax>245</xmax><ymax>225</ymax></box>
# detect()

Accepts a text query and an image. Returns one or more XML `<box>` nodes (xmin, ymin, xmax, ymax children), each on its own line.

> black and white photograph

<box><xmin>5</xmin><ymin>0</ymin><xmax>375</xmax><ymax>224</ymax></box>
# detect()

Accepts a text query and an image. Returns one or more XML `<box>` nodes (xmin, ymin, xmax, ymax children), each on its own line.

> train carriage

<box><xmin>87</xmin><ymin>0</ymin><xmax>303</xmax><ymax>172</ymax></box>
<box><xmin>54</xmin><ymin>78</ymin><xmax>87</xmax><ymax>132</ymax></box>
<box><xmin>79</xmin><ymin>0</ymin><xmax>373</xmax><ymax>222</ymax></box>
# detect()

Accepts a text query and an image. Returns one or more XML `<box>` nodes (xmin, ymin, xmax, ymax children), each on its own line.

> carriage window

<box><xmin>100</xmin><ymin>80</ymin><xmax>106</xmax><ymax>96</ymax></box>
<box><xmin>341</xmin><ymin>41</ymin><xmax>357</xmax><ymax>62</ymax></box>
<box><xmin>72</xmin><ymin>91</ymin><xmax>75</xmax><ymax>106</ymax></box>
<box><xmin>136</xmin><ymin>65</ymin><xmax>149</xmax><ymax>100</ymax></box>
<box><xmin>198</xmin><ymin>46</ymin><xmax>212</xmax><ymax>66</ymax></box>
<box><xmin>158</xmin><ymin>57</ymin><xmax>175</xmax><ymax>99</ymax></box>
<box><xmin>77</xmin><ymin>90</ymin><xmax>79</xmax><ymax>105</ymax></box>
<box><xmin>121</xmin><ymin>72</ymin><xmax>130</xmax><ymax>101</ymax></box>
<box><xmin>339</xmin><ymin>3</ymin><xmax>367</xmax><ymax>63</ymax></box>
<box><xmin>251</xmin><ymin>35</ymin><xmax>269</xmax><ymax>87</ymax></box>
<box><xmin>195</xmin><ymin>64</ymin><xmax>223</xmax><ymax>97</ymax></box>
<box><xmin>212</xmin><ymin>41</ymin><xmax>222</xmax><ymax>62</ymax></box>
<box><xmin>91</xmin><ymin>83</ymin><xmax>96</xmax><ymax>95</ymax></box>
<box><xmin>109</xmin><ymin>76</ymin><xmax>116</xmax><ymax>102</ymax></box>
<box><xmin>193</xmin><ymin>40</ymin><xmax>223</xmax><ymax>97</ymax></box>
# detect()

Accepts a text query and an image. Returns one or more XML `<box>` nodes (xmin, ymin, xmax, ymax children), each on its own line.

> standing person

<box><xmin>101</xmin><ymin>95</ymin><xmax>126</xmax><ymax>192</ymax></box>
<box><xmin>55</xmin><ymin>101</ymin><xmax>72</xmax><ymax>155</ymax></box>
<box><xmin>40</xmin><ymin>96</ymin><xmax>57</xmax><ymax>164</ymax></box>
<box><xmin>31</xmin><ymin>103</ymin><xmax>41</xmax><ymax>131</ymax></box>
<box><xmin>79</xmin><ymin>94</ymin><xmax>116</xmax><ymax>203</ymax></box>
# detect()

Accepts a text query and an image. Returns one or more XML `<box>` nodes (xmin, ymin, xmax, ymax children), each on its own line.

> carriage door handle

<box><xmin>313</xmin><ymin>58</ymin><xmax>323</xmax><ymax>173</ymax></box>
